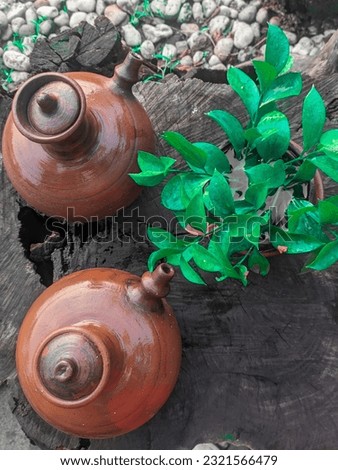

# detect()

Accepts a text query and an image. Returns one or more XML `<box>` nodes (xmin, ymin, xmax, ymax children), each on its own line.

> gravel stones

<box><xmin>255</xmin><ymin>6</ymin><xmax>267</xmax><ymax>24</ymax></box>
<box><xmin>293</xmin><ymin>36</ymin><xmax>314</xmax><ymax>56</ymax></box>
<box><xmin>36</xmin><ymin>5</ymin><xmax>59</xmax><ymax>18</ymax></box>
<box><xmin>0</xmin><ymin>11</ymin><xmax>8</xmax><ymax>30</ymax></box>
<box><xmin>214</xmin><ymin>36</ymin><xmax>233</xmax><ymax>61</ymax></box>
<box><xmin>202</xmin><ymin>0</ymin><xmax>217</xmax><ymax>18</ymax></box>
<box><xmin>140</xmin><ymin>39</ymin><xmax>154</xmax><ymax>59</ymax></box>
<box><xmin>233</xmin><ymin>21</ymin><xmax>254</xmax><ymax>49</ymax></box>
<box><xmin>177</xmin><ymin>3</ymin><xmax>192</xmax><ymax>23</ymax></box>
<box><xmin>104</xmin><ymin>5</ymin><xmax>127</xmax><ymax>26</ymax></box>
<box><xmin>142</xmin><ymin>23</ymin><xmax>173</xmax><ymax>43</ymax></box>
<box><xmin>192</xmin><ymin>3</ymin><xmax>204</xmax><ymax>24</ymax></box>
<box><xmin>238</xmin><ymin>4</ymin><xmax>257</xmax><ymax>23</ymax></box>
<box><xmin>164</xmin><ymin>0</ymin><xmax>182</xmax><ymax>19</ymax></box>
<box><xmin>209</xmin><ymin>15</ymin><xmax>230</xmax><ymax>35</ymax></box>
<box><xmin>3</xmin><ymin>49</ymin><xmax>30</xmax><ymax>71</ymax></box>
<box><xmin>69</xmin><ymin>11</ymin><xmax>86</xmax><ymax>28</ymax></box>
<box><xmin>122</xmin><ymin>23</ymin><xmax>141</xmax><ymax>46</ymax></box>
<box><xmin>162</xmin><ymin>42</ymin><xmax>177</xmax><ymax>58</ymax></box>
<box><xmin>7</xmin><ymin>3</ymin><xmax>27</xmax><ymax>22</ymax></box>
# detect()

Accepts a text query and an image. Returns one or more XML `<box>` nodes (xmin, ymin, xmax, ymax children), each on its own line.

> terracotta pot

<box><xmin>16</xmin><ymin>263</ymin><xmax>181</xmax><ymax>438</ymax></box>
<box><xmin>2</xmin><ymin>53</ymin><xmax>155</xmax><ymax>222</ymax></box>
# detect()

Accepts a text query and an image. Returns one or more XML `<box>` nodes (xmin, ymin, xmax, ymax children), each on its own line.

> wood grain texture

<box><xmin>2</xmin><ymin>70</ymin><xmax>338</xmax><ymax>449</ymax></box>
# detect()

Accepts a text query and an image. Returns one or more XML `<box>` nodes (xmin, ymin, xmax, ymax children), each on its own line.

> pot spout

<box><xmin>110</xmin><ymin>52</ymin><xmax>144</xmax><ymax>93</ymax></box>
<box><xmin>127</xmin><ymin>264</ymin><xmax>175</xmax><ymax>313</ymax></box>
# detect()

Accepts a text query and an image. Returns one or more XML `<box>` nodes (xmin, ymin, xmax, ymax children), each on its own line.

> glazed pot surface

<box><xmin>16</xmin><ymin>265</ymin><xmax>181</xmax><ymax>438</ymax></box>
<box><xmin>2</xmin><ymin>54</ymin><xmax>156</xmax><ymax>221</ymax></box>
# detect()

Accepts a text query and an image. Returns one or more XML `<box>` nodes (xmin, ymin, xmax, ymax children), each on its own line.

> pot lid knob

<box><xmin>13</xmin><ymin>72</ymin><xmax>86</xmax><ymax>143</ymax></box>
<box><xmin>28</xmin><ymin>82</ymin><xmax>80</xmax><ymax>135</ymax></box>
<box><xmin>37</xmin><ymin>328</ymin><xmax>105</xmax><ymax>402</ymax></box>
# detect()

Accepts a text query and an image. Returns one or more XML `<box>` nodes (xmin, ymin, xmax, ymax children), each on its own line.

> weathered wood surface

<box><xmin>1</xmin><ymin>72</ymin><xmax>337</xmax><ymax>450</ymax></box>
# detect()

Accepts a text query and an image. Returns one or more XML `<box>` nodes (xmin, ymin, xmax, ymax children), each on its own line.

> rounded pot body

<box><xmin>16</xmin><ymin>265</ymin><xmax>181</xmax><ymax>438</ymax></box>
<box><xmin>2</xmin><ymin>54</ymin><xmax>155</xmax><ymax>222</ymax></box>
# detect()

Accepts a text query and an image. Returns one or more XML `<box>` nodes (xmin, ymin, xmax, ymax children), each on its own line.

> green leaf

<box><xmin>302</xmin><ymin>86</ymin><xmax>326</xmax><ymax>152</ymax></box>
<box><xmin>193</xmin><ymin>142</ymin><xmax>230</xmax><ymax>175</ymax></box>
<box><xmin>129</xmin><ymin>171</ymin><xmax>167</xmax><ymax>186</ymax></box>
<box><xmin>192</xmin><ymin>245</ymin><xmax>223</xmax><ymax>272</ymax></box>
<box><xmin>252</xmin><ymin>60</ymin><xmax>277</xmax><ymax>93</ymax></box>
<box><xmin>208</xmin><ymin>169</ymin><xmax>235</xmax><ymax>217</ymax></box>
<box><xmin>207</xmin><ymin>110</ymin><xmax>245</xmax><ymax>156</ymax></box>
<box><xmin>292</xmin><ymin>160</ymin><xmax>316</xmax><ymax>182</ymax></box>
<box><xmin>227</xmin><ymin>66</ymin><xmax>260</xmax><ymax>122</ymax></box>
<box><xmin>208</xmin><ymin>232</ymin><xmax>230</xmax><ymax>263</ymax></box>
<box><xmin>147</xmin><ymin>226</ymin><xmax>188</xmax><ymax>250</ymax></box>
<box><xmin>185</xmin><ymin>191</ymin><xmax>207</xmax><ymax>233</ymax></box>
<box><xmin>320</xmin><ymin>129</ymin><xmax>338</xmax><ymax>155</ymax></box>
<box><xmin>245</xmin><ymin>183</ymin><xmax>268</xmax><ymax>209</ymax></box>
<box><xmin>306</xmin><ymin>240</ymin><xmax>338</xmax><ymax>270</ymax></box>
<box><xmin>311</xmin><ymin>155</ymin><xmax>338</xmax><ymax>182</ymax></box>
<box><xmin>248</xmin><ymin>248</ymin><xmax>270</xmax><ymax>276</ymax></box>
<box><xmin>244</xmin><ymin>127</ymin><xmax>262</xmax><ymax>146</ymax></box>
<box><xmin>265</xmin><ymin>24</ymin><xmax>290</xmax><ymax>74</ymax></box>
<box><xmin>261</xmin><ymin>72</ymin><xmax>302</xmax><ymax>105</ymax></box>
<box><xmin>137</xmin><ymin>151</ymin><xmax>175</xmax><ymax>172</ymax></box>
<box><xmin>179</xmin><ymin>256</ymin><xmax>206</xmax><ymax>284</ymax></box>
<box><xmin>279</xmin><ymin>54</ymin><xmax>294</xmax><ymax>75</ymax></box>
<box><xmin>162</xmin><ymin>131</ymin><xmax>207</xmax><ymax>169</ymax></box>
<box><xmin>256</xmin><ymin>111</ymin><xmax>290</xmax><ymax>161</ymax></box>
<box><xmin>246</xmin><ymin>160</ymin><xmax>286</xmax><ymax>188</ymax></box>
<box><xmin>161</xmin><ymin>174</ymin><xmax>189</xmax><ymax>210</ymax></box>
<box><xmin>270</xmin><ymin>227</ymin><xmax>325</xmax><ymax>253</ymax></box>
<box><xmin>148</xmin><ymin>247</ymin><xmax>183</xmax><ymax>271</ymax></box>
<box><xmin>318</xmin><ymin>200</ymin><xmax>338</xmax><ymax>225</ymax></box>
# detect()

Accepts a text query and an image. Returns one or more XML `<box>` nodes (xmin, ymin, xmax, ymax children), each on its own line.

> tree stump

<box><xmin>0</xmin><ymin>33</ymin><xmax>338</xmax><ymax>449</ymax></box>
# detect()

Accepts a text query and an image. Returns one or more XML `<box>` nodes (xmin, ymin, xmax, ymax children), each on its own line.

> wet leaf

<box><xmin>207</xmin><ymin>110</ymin><xmax>245</xmax><ymax>156</ymax></box>
<box><xmin>265</xmin><ymin>24</ymin><xmax>290</xmax><ymax>74</ymax></box>
<box><xmin>306</xmin><ymin>240</ymin><xmax>338</xmax><ymax>270</ymax></box>
<box><xmin>302</xmin><ymin>86</ymin><xmax>326</xmax><ymax>152</ymax></box>
<box><xmin>227</xmin><ymin>66</ymin><xmax>260</xmax><ymax>122</ymax></box>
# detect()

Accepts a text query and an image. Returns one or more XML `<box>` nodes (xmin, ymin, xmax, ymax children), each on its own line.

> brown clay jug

<box><xmin>2</xmin><ymin>53</ymin><xmax>155</xmax><ymax>222</ymax></box>
<box><xmin>16</xmin><ymin>263</ymin><xmax>181</xmax><ymax>438</ymax></box>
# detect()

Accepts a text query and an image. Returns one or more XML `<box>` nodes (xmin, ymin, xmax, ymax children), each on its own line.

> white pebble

<box><xmin>165</xmin><ymin>0</ymin><xmax>182</xmax><ymax>19</ymax></box>
<box><xmin>140</xmin><ymin>39</ymin><xmax>155</xmax><ymax>60</ymax></box>
<box><xmin>180</xmin><ymin>54</ymin><xmax>193</xmax><ymax>66</ymax></box>
<box><xmin>11</xmin><ymin>71</ymin><xmax>30</xmax><ymax>84</ymax></box>
<box><xmin>175</xmin><ymin>39</ymin><xmax>188</xmax><ymax>54</ymax></box>
<box><xmin>193</xmin><ymin>50</ymin><xmax>205</xmax><ymax>65</ymax></box>
<box><xmin>142</xmin><ymin>23</ymin><xmax>173</xmax><ymax>43</ymax></box>
<box><xmin>104</xmin><ymin>5</ymin><xmax>127</xmax><ymax>26</ymax></box>
<box><xmin>151</xmin><ymin>0</ymin><xmax>166</xmax><ymax>16</ymax></box>
<box><xmin>66</xmin><ymin>0</ymin><xmax>79</xmax><ymax>12</ymax></box>
<box><xmin>214</xmin><ymin>36</ymin><xmax>233</xmax><ymax>61</ymax></box>
<box><xmin>78</xmin><ymin>0</ymin><xmax>96</xmax><ymax>13</ymax></box>
<box><xmin>116</xmin><ymin>0</ymin><xmax>134</xmax><ymax>14</ymax></box>
<box><xmin>86</xmin><ymin>12</ymin><xmax>98</xmax><ymax>25</ymax></box>
<box><xmin>293</xmin><ymin>36</ymin><xmax>314</xmax><ymax>56</ymax></box>
<box><xmin>54</xmin><ymin>11</ymin><xmax>70</xmax><ymax>27</ymax></box>
<box><xmin>7</xmin><ymin>3</ymin><xmax>28</xmax><ymax>22</ymax></box>
<box><xmin>162</xmin><ymin>43</ymin><xmax>177</xmax><ymax>58</ymax></box>
<box><xmin>209</xmin><ymin>54</ymin><xmax>221</xmax><ymax>66</ymax></box>
<box><xmin>11</xmin><ymin>17</ymin><xmax>25</xmax><ymax>34</ymax></box>
<box><xmin>3</xmin><ymin>50</ymin><xmax>31</xmax><ymax>71</ymax></box>
<box><xmin>122</xmin><ymin>23</ymin><xmax>141</xmax><ymax>46</ymax></box>
<box><xmin>192</xmin><ymin>2</ymin><xmax>204</xmax><ymax>23</ymax></box>
<box><xmin>238</xmin><ymin>4</ymin><xmax>257</xmax><ymax>23</ymax></box>
<box><xmin>202</xmin><ymin>0</ymin><xmax>217</xmax><ymax>18</ymax></box>
<box><xmin>36</xmin><ymin>6</ymin><xmax>59</xmax><ymax>19</ymax></box>
<box><xmin>22</xmin><ymin>36</ymin><xmax>35</xmax><ymax>55</ymax></box>
<box><xmin>211</xmin><ymin>63</ymin><xmax>226</xmax><ymax>70</ymax></box>
<box><xmin>69</xmin><ymin>11</ymin><xmax>87</xmax><ymax>28</ymax></box>
<box><xmin>284</xmin><ymin>31</ymin><xmax>297</xmax><ymax>45</ymax></box>
<box><xmin>209</xmin><ymin>15</ymin><xmax>230</xmax><ymax>35</ymax></box>
<box><xmin>25</xmin><ymin>7</ymin><xmax>37</xmax><ymax>23</ymax></box>
<box><xmin>49</xmin><ymin>0</ymin><xmax>62</xmax><ymax>7</ymax></box>
<box><xmin>251</xmin><ymin>22</ymin><xmax>260</xmax><ymax>39</ymax></box>
<box><xmin>255</xmin><ymin>6</ymin><xmax>268</xmax><ymax>25</ymax></box>
<box><xmin>96</xmin><ymin>0</ymin><xmax>105</xmax><ymax>15</ymax></box>
<box><xmin>39</xmin><ymin>19</ymin><xmax>53</xmax><ymax>35</ymax></box>
<box><xmin>180</xmin><ymin>22</ymin><xmax>199</xmax><ymax>36</ymax></box>
<box><xmin>233</xmin><ymin>21</ymin><xmax>254</xmax><ymax>49</ymax></box>
<box><xmin>177</xmin><ymin>2</ymin><xmax>192</xmax><ymax>23</ymax></box>
<box><xmin>18</xmin><ymin>23</ymin><xmax>35</xmax><ymax>36</ymax></box>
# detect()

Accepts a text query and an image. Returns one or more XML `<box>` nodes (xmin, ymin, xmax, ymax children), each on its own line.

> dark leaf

<box><xmin>265</xmin><ymin>24</ymin><xmax>290</xmax><ymax>74</ymax></box>
<box><xmin>256</xmin><ymin>111</ymin><xmax>290</xmax><ymax>161</ymax></box>
<box><xmin>194</xmin><ymin>142</ymin><xmax>230</xmax><ymax>175</ymax></box>
<box><xmin>248</xmin><ymin>248</ymin><xmax>270</xmax><ymax>276</ymax></box>
<box><xmin>227</xmin><ymin>66</ymin><xmax>260</xmax><ymax>122</ymax></box>
<box><xmin>302</xmin><ymin>86</ymin><xmax>326</xmax><ymax>152</ymax></box>
<box><xmin>179</xmin><ymin>255</ymin><xmax>206</xmax><ymax>284</ymax></box>
<box><xmin>318</xmin><ymin>200</ymin><xmax>338</xmax><ymax>225</ymax></box>
<box><xmin>306</xmin><ymin>239</ymin><xmax>338</xmax><ymax>270</ymax></box>
<box><xmin>261</xmin><ymin>73</ymin><xmax>302</xmax><ymax>105</ymax></box>
<box><xmin>162</xmin><ymin>131</ymin><xmax>207</xmax><ymax>169</ymax></box>
<box><xmin>270</xmin><ymin>227</ymin><xmax>325</xmax><ymax>253</ymax></box>
<box><xmin>245</xmin><ymin>183</ymin><xmax>268</xmax><ymax>209</ymax></box>
<box><xmin>252</xmin><ymin>60</ymin><xmax>277</xmax><ymax>93</ymax></box>
<box><xmin>208</xmin><ymin>169</ymin><xmax>235</xmax><ymax>216</ymax></box>
<box><xmin>207</xmin><ymin>110</ymin><xmax>245</xmax><ymax>156</ymax></box>
<box><xmin>185</xmin><ymin>191</ymin><xmax>207</xmax><ymax>233</ymax></box>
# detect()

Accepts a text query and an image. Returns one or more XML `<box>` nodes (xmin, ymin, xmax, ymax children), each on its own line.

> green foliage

<box><xmin>130</xmin><ymin>24</ymin><xmax>338</xmax><ymax>285</ymax></box>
